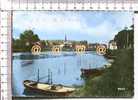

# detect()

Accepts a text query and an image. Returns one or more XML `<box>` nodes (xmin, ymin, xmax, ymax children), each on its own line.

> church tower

<box><xmin>65</xmin><ymin>34</ymin><xmax>67</xmax><ymax>42</ymax></box>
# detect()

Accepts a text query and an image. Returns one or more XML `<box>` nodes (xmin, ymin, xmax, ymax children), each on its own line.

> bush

<box><xmin>74</xmin><ymin>49</ymin><xmax>134</xmax><ymax>97</ymax></box>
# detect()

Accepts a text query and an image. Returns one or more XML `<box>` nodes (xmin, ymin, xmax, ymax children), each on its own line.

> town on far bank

<box><xmin>13</xmin><ymin>30</ymin><xmax>119</xmax><ymax>53</ymax></box>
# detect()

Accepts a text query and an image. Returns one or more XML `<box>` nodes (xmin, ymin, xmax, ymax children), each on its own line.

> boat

<box><xmin>81</xmin><ymin>68</ymin><xmax>104</xmax><ymax>78</ymax></box>
<box><xmin>23</xmin><ymin>80</ymin><xmax>75</xmax><ymax>96</ymax></box>
<box><xmin>23</xmin><ymin>69</ymin><xmax>75</xmax><ymax>96</ymax></box>
<box><xmin>21</xmin><ymin>60</ymin><xmax>33</xmax><ymax>66</ymax></box>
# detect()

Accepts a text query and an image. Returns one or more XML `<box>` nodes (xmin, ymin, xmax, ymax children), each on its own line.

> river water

<box><xmin>12</xmin><ymin>51</ymin><xmax>108</xmax><ymax>96</ymax></box>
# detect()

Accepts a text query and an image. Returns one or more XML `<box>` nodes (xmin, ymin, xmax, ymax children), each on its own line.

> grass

<box><xmin>72</xmin><ymin>49</ymin><xmax>134</xmax><ymax>97</ymax></box>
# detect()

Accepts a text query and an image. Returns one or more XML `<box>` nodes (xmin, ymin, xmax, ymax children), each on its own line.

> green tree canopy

<box><xmin>13</xmin><ymin>30</ymin><xmax>40</xmax><ymax>52</ymax></box>
<box><xmin>114</xmin><ymin>25</ymin><xmax>134</xmax><ymax>49</ymax></box>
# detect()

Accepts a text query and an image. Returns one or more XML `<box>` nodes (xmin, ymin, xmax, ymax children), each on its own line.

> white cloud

<box><xmin>13</xmin><ymin>12</ymin><xmax>83</xmax><ymax>33</ymax></box>
<box><xmin>13</xmin><ymin>11</ymin><xmax>133</xmax><ymax>43</ymax></box>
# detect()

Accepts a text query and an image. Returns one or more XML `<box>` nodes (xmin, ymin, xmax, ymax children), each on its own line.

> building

<box><xmin>87</xmin><ymin>43</ymin><xmax>105</xmax><ymax>51</ymax></box>
<box><xmin>75</xmin><ymin>45</ymin><xmax>86</xmax><ymax>53</ymax></box>
<box><xmin>108</xmin><ymin>40</ymin><xmax>117</xmax><ymax>50</ymax></box>
<box><xmin>63</xmin><ymin>34</ymin><xmax>72</xmax><ymax>48</ymax></box>
<box><xmin>88</xmin><ymin>43</ymin><xmax>98</xmax><ymax>51</ymax></box>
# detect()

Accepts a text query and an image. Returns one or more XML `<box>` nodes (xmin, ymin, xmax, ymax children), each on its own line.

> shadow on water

<box><xmin>23</xmin><ymin>88</ymin><xmax>71</xmax><ymax>97</ymax></box>
<box><xmin>13</xmin><ymin>51</ymin><xmax>109</xmax><ymax>96</ymax></box>
<box><xmin>13</xmin><ymin>52</ymin><xmax>77</xmax><ymax>60</ymax></box>
<box><xmin>23</xmin><ymin>89</ymin><xmax>51</xmax><ymax>97</ymax></box>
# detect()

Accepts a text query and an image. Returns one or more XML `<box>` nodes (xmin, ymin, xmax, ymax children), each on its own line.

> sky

<box><xmin>13</xmin><ymin>11</ymin><xmax>134</xmax><ymax>44</ymax></box>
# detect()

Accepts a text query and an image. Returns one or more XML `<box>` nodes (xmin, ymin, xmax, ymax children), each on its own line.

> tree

<box><xmin>13</xmin><ymin>30</ymin><xmax>40</xmax><ymax>52</ymax></box>
<box><xmin>114</xmin><ymin>25</ymin><xmax>134</xmax><ymax>49</ymax></box>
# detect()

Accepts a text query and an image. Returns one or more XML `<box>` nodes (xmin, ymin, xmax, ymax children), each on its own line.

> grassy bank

<box><xmin>73</xmin><ymin>49</ymin><xmax>134</xmax><ymax>97</ymax></box>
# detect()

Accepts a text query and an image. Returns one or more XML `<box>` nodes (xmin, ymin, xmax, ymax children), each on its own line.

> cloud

<box><xmin>13</xmin><ymin>11</ymin><xmax>133</xmax><ymax>43</ymax></box>
<box><xmin>13</xmin><ymin>12</ymin><xmax>82</xmax><ymax>33</ymax></box>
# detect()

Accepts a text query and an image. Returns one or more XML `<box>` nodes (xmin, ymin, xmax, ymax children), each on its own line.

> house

<box><xmin>108</xmin><ymin>40</ymin><xmax>117</xmax><ymax>50</ymax></box>
<box><xmin>88</xmin><ymin>43</ymin><xmax>98</xmax><ymax>51</ymax></box>
<box><xmin>75</xmin><ymin>45</ymin><xmax>86</xmax><ymax>53</ymax></box>
<box><xmin>52</xmin><ymin>45</ymin><xmax>62</xmax><ymax>53</ymax></box>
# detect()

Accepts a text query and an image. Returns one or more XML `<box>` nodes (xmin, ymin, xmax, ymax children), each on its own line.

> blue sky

<box><xmin>13</xmin><ymin>11</ymin><xmax>134</xmax><ymax>44</ymax></box>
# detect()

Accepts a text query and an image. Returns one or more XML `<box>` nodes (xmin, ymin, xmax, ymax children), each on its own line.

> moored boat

<box><xmin>23</xmin><ymin>80</ymin><xmax>75</xmax><ymax>96</ymax></box>
<box><xmin>81</xmin><ymin>68</ymin><xmax>104</xmax><ymax>78</ymax></box>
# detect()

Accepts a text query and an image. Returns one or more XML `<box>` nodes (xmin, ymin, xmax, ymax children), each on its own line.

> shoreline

<box><xmin>72</xmin><ymin>49</ymin><xmax>133</xmax><ymax>97</ymax></box>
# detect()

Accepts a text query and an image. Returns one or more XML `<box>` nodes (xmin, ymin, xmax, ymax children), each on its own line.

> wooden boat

<box><xmin>81</xmin><ymin>68</ymin><xmax>104</xmax><ymax>78</ymax></box>
<box><xmin>23</xmin><ymin>80</ymin><xmax>75</xmax><ymax>96</ymax></box>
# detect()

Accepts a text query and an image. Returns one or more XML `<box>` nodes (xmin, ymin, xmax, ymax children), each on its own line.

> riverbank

<box><xmin>72</xmin><ymin>49</ymin><xmax>134</xmax><ymax>97</ymax></box>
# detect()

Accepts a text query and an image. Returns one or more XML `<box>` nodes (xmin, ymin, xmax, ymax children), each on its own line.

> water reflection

<box><xmin>13</xmin><ymin>51</ymin><xmax>108</xmax><ymax>96</ymax></box>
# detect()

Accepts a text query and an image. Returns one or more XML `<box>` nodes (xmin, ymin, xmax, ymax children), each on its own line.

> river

<box><xmin>12</xmin><ymin>51</ymin><xmax>109</xmax><ymax>96</ymax></box>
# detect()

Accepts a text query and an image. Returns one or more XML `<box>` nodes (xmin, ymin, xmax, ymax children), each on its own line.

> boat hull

<box><xmin>23</xmin><ymin>80</ymin><xmax>75</xmax><ymax>96</ymax></box>
<box><xmin>81</xmin><ymin>68</ymin><xmax>104</xmax><ymax>78</ymax></box>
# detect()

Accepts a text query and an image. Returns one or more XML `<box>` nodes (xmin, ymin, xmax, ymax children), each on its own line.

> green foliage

<box><xmin>13</xmin><ymin>30</ymin><xmax>40</xmax><ymax>52</ymax></box>
<box><xmin>74</xmin><ymin>49</ymin><xmax>134</xmax><ymax>97</ymax></box>
<box><xmin>114</xmin><ymin>25</ymin><xmax>134</xmax><ymax>49</ymax></box>
<box><xmin>73</xmin><ymin>25</ymin><xmax>133</xmax><ymax>97</ymax></box>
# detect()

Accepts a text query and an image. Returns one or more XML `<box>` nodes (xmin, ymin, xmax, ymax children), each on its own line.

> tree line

<box><xmin>114</xmin><ymin>25</ymin><xmax>134</xmax><ymax>49</ymax></box>
<box><xmin>13</xmin><ymin>25</ymin><xmax>134</xmax><ymax>52</ymax></box>
<box><xmin>13</xmin><ymin>30</ymin><xmax>41</xmax><ymax>52</ymax></box>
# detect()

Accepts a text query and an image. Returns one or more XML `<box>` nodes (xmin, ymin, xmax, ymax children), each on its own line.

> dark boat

<box><xmin>81</xmin><ymin>68</ymin><xmax>104</xmax><ymax>78</ymax></box>
<box><xmin>23</xmin><ymin>80</ymin><xmax>75</xmax><ymax>96</ymax></box>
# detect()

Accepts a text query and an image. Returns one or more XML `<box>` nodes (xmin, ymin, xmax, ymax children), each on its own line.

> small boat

<box><xmin>23</xmin><ymin>80</ymin><xmax>75</xmax><ymax>96</ymax></box>
<box><xmin>21</xmin><ymin>60</ymin><xmax>33</xmax><ymax>66</ymax></box>
<box><xmin>81</xmin><ymin>68</ymin><xmax>104</xmax><ymax>78</ymax></box>
<box><xmin>23</xmin><ymin>69</ymin><xmax>75</xmax><ymax>96</ymax></box>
